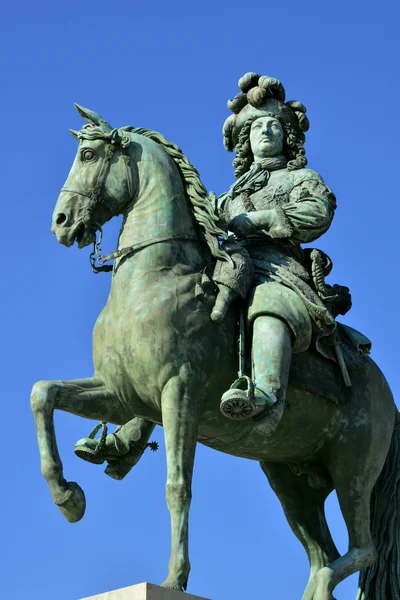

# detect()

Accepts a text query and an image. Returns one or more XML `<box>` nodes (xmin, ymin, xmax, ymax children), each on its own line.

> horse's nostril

<box><xmin>56</xmin><ymin>213</ymin><xmax>68</xmax><ymax>226</ymax></box>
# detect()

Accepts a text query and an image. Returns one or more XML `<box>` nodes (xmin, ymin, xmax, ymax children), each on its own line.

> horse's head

<box><xmin>52</xmin><ymin>105</ymin><xmax>136</xmax><ymax>248</ymax></box>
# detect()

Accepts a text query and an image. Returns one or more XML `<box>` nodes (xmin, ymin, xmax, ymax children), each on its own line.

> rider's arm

<box><xmin>249</xmin><ymin>174</ymin><xmax>336</xmax><ymax>242</ymax></box>
<box><xmin>283</xmin><ymin>177</ymin><xmax>336</xmax><ymax>243</ymax></box>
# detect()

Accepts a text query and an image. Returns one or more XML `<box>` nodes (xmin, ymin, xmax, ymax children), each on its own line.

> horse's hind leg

<box><xmin>310</xmin><ymin>428</ymin><xmax>392</xmax><ymax>600</ymax></box>
<box><xmin>30</xmin><ymin>377</ymin><xmax>122</xmax><ymax>523</ymax></box>
<box><xmin>310</xmin><ymin>470</ymin><xmax>383</xmax><ymax>600</ymax></box>
<box><xmin>309</xmin><ymin>478</ymin><xmax>376</xmax><ymax>600</ymax></box>
<box><xmin>260</xmin><ymin>461</ymin><xmax>339</xmax><ymax>600</ymax></box>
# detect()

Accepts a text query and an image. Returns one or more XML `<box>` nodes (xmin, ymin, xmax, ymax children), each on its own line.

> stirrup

<box><xmin>74</xmin><ymin>422</ymin><xmax>109</xmax><ymax>464</ymax></box>
<box><xmin>220</xmin><ymin>376</ymin><xmax>257</xmax><ymax>420</ymax></box>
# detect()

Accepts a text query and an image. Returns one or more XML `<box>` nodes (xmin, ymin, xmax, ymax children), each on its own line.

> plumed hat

<box><xmin>223</xmin><ymin>72</ymin><xmax>310</xmax><ymax>151</ymax></box>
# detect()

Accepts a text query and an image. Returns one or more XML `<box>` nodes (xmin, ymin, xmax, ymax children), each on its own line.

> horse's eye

<box><xmin>82</xmin><ymin>149</ymin><xmax>95</xmax><ymax>161</ymax></box>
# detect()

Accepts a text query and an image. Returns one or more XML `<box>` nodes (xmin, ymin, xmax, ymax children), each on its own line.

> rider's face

<box><xmin>250</xmin><ymin>116</ymin><xmax>284</xmax><ymax>161</ymax></box>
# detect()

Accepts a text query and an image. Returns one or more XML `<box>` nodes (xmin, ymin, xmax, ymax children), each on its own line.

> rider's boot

<box><xmin>75</xmin><ymin>417</ymin><xmax>156</xmax><ymax>480</ymax></box>
<box><xmin>220</xmin><ymin>315</ymin><xmax>291</xmax><ymax>435</ymax></box>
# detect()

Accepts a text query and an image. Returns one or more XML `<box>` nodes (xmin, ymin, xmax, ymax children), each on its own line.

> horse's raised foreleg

<box><xmin>30</xmin><ymin>377</ymin><xmax>120</xmax><ymax>523</ymax></box>
<box><xmin>160</xmin><ymin>369</ymin><xmax>201</xmax><ymax>591</ymax></box>
<box><xmin>260</xmin><ymin>461</ymin><xmax>340</xmax><ymax>600</ymax></box>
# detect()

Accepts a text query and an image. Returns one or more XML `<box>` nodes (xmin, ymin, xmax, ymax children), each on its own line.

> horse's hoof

<box><xmin>161</xmin><ymin>583</ymin><xmax>182</xmax><ymax>591</ymax></box>
<box><xmin>54</xmin><ymin>481</ymin><xmax>86</xmax><ymax>523</ymax></box>
<box><xmin>161</xmin><ymin>574</ymin><xmax>188</xmax><ymax>591</ymax></box>
<box><xmin>161</xmin><ymin>581</ymin><xmax>184</xmax><ymax>591</ymax></box>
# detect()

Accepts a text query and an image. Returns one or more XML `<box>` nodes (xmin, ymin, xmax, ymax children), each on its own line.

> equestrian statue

<box><xmin>31</xmin><ymin>72</ymin><xmax>399</xmax><ymax>600</ymax></box>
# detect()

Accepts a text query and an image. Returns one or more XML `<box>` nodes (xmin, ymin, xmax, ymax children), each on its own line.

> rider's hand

<box><xmin>227</xmin><ymin>213</ymin><xmax>262</xmax><ymax>238</ymax></box>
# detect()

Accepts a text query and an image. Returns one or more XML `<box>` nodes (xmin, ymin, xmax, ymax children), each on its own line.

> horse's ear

<box><xmin>74</xmin><ymin>104</ymin><xmax>112</xmax><ymax>131</ymax></box>
<box><xmin>69</xmin><ymin>129</ymin><xmax>80</xmax><ymax>140</ymax></box>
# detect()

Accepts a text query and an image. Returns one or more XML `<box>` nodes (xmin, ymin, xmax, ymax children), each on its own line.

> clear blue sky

<box><xmin>2</xmin><ymin>1</ymin><xmax>399</xmax><ymax>599</ymax></box>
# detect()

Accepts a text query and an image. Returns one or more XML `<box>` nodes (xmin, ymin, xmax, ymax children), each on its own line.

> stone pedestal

<box><xmin>80</xmin><ymin>582</ymin><xmax>210</xmax><ymax>600</ymax></box>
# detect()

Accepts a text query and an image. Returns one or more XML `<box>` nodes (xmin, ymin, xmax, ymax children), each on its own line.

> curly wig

<box><xmin>232</xmin><ymin>114</ymin><xmax>307</xmax><ymax>178</ymax></box>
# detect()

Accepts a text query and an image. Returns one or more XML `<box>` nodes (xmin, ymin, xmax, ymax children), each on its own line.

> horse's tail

<box><xmin>357</xmin><ymin>412</ymin><xmax>400</xmax><ymax>599</ymax></box>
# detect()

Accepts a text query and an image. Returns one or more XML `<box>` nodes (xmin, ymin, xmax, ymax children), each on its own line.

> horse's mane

<box><xmin>129</xmin><ymin>127</ymin><xmax>229</xmax><ymax>261</ymax></box>
<box><xmin>77</xmin><ymin>123</ymin><xmax>229</xmax><ymax>262</ymax></box>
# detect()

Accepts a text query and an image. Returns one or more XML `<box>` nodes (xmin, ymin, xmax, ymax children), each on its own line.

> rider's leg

<box><xmin>252</xmin><ymin>315</ymin><xmax>292</xmax><ymax>405</ymax></box>
<box><xmin>250</xmin><ymin>315</ymin><xmax>292</xmax><ymax>434</ymax></box>
<box><xmin>105</xmin><ymin>418</ymin><xmax>156</xmax><ymax>480</ymax></box>
<box><xmin>75</xmin><ymin>416</ymin><xmax>156</xmax><ymax>479</ymax></box>
<box><xmin>220</xmin><ymin>314</ymin><xmax>292</xmax><ymax>425</ymax></box>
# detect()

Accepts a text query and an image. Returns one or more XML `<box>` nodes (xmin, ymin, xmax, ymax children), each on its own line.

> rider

<box><xmin>216</xmin><ymin>73</ymin><xmax>337</xmax><ymax>433</ymax></box>
<box><xmin>74</xmin><ymin>72</ymin><xmax>340</xmax><ymax>468</ymax></box>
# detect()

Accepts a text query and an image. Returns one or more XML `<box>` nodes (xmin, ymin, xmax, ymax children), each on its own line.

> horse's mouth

<box><xmin>75</xmin><ymin>223</ymin><xmax>86</xmax><ymax>246</ymax></box>
<box><xmin>71</xmin><ymin>222</ymin><xmax>96</xmax><ymax>249</ymax></box>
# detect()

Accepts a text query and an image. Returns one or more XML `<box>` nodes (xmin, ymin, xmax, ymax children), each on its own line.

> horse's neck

<box><xmin>117</xmin><ymin>134</ymin><xmax>197</xmax><ymax>254</ymax></box>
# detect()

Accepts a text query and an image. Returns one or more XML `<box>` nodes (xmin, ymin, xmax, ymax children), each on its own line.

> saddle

<box><xmin>208</xmin><ymin>242</ymin><xmax>371</xmax><ymax>394</ymax></box>
<box><xmin>291</xmin><ymin>323</ymin><xmax>372</xmax><ymax>405</ymax></box>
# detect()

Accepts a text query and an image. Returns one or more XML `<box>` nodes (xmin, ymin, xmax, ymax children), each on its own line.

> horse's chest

<box><xmin>92</xmin><ymin>274</ymin><xmax>217</xmax><ymax>407</ymax></box>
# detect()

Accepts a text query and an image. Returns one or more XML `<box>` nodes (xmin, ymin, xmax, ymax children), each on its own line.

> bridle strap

<box><xmin>60</xmin><ymin>138</ymin><xmax>120</xmax><ymax>223</ymax></box>
<box><xmin>91</xmin><ymin>233</ymin><xmax>201</xmax><ymax>274</ymax></box>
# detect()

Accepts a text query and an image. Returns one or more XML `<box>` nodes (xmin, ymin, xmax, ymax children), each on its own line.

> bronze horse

<box><xmin>31</xmin><ymin>106</ymin><xmax>398</xmax><ymax>599</ymax></box>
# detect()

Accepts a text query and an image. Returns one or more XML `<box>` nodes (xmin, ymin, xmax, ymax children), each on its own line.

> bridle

<box><xmin>61</xmin><ymin>130</ymin><xmax>129</xmax><ymax>222</ymax></box>
<box><xmin>61</xmin><ymin>128</ymin><xmax>200</xmax><ymax>274</ymax></box>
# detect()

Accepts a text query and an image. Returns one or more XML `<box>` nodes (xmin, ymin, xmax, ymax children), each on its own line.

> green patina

<box><xmin>31</xmin><ymin>73</ymin><xmax>398</xmax><ymax>600</ymax></box>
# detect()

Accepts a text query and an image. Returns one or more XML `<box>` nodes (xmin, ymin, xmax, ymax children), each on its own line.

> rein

<box><xmin>90</xmin><ymin>231</ymin><xmax>201</xmax><ymax>274</ymax></box>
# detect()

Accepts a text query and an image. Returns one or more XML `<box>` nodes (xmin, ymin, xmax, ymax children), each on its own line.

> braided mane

<box><xmin>129</xmin><ymin>127</ymin><xmax>229</xmax><ymax>261</ymax></box>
